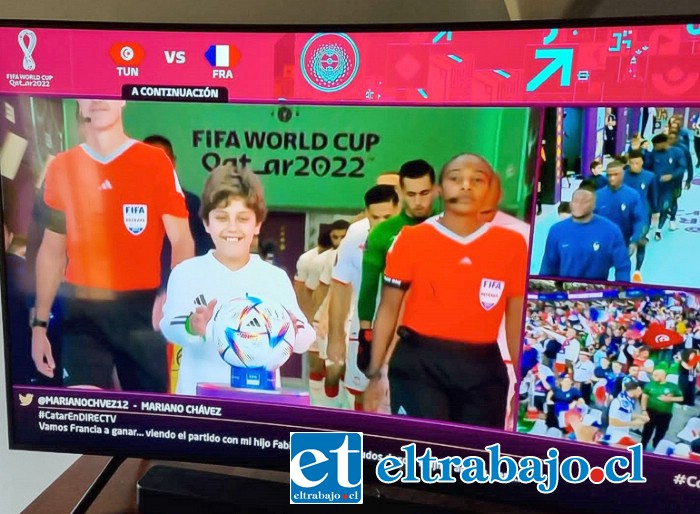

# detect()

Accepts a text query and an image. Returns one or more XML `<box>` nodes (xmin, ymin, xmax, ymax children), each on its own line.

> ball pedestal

<box><xmin>230</xmin><ymin>366</ymin><xmax>277</xmax><ymax>390</ymax></box>
<box><xmin>196</xmin><ymin>366</ymin><xmax>309</xmax><ymax>406</ymax></box>
<box><xmin>195</xmin><ymin>382</ymin><xmax>310</xmax><ymax>406</ymax></box>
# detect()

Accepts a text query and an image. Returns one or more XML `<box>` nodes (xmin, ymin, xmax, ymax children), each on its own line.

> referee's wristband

<box><xmin>31</xmin><ymin>317</ymin><xmax>49</xmax><ymax>329</ymax></box>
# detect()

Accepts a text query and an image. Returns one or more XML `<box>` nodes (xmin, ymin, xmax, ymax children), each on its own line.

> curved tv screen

<box><xmin>1</xmin><ymin>17</ymin><xmax>699</xmax><ymax>512</ymax></box>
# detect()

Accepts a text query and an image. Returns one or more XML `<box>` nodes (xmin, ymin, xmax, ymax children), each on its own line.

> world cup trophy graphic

<box><xmin>18</xmin><ymin>29</ymin><xmax>37</xmax><ymax>71</ymax></box>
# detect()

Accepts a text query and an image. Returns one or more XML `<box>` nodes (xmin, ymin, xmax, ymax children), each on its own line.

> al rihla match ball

<box><xmin>213</xmin><ymin>295</ymin><xmax>295</xmax><ymax>370</ymax></box>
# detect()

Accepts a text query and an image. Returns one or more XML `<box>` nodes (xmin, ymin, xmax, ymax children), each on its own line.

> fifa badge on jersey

<box><xmin>479</xmin><ymin>278</ymin><xmax>504</xmax><ymax>311</ymax></box>
<box><xmin>123</xmin><ymin>204</ymin><xmax>148</xmax><ymax>235</ymax></box>
<box><xmin>593</xmin><ymin>242</ymin><xmax>600</xmax><ymax>251</ymax></box>
<box><xmin>621</xmin><ymin>203</ymin><xmax>627</xmax><ymax>211</ymax></box>
<box><xmin>641</xmin><ymin>183</ymin><xmax>646</xmax><ymax>190</ymax></box>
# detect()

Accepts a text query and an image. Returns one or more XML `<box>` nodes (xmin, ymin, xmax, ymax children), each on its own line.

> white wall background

<box><xmin>0</xmin><ymin>316</ymin><xmax>79</xmax><ymax>514</ymax></box>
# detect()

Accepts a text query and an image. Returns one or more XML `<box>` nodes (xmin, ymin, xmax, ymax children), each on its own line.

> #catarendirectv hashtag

<box><xmin>674</xmin><ymin>474</ymin><xmax>687</xmax><ymax>485</ymax></box>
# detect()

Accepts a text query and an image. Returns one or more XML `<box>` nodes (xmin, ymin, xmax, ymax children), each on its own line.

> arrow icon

<box><xmin>432</xmin><ymin>31</ymin><xmax>453</xmax><ymax>43</ymax></box>
<box><xmin>526</xmin><ymin>48</ymin><xmax>574</xmax><ymax>92</ymax></box>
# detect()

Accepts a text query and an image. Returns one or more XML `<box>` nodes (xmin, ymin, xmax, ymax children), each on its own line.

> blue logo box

<box><xmin>290</xmin><ymin>432</ymin><xmax>363</xmax><ymax>504</ymax></box>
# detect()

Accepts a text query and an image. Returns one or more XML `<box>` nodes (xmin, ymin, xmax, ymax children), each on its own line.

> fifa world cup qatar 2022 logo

<box><xmin>300</xmin><ymin>33</ymin><xmax>360</xmax><ymax>93</ymax></box>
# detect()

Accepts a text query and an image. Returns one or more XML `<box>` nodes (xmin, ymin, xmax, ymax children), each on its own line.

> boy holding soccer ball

<box><xmin>160</xmin><ymin>163</ymin><xmax>315</xmax><ymax>396</ymax></box>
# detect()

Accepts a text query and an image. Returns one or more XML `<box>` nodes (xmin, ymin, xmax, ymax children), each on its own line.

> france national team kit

<box><xmin>540</xmin><ymin>215</ymin><xmax>630</xmax><ymax>281</ymax></box>
<box><xmin>594</xmin><ymin>184</ymin><xmax>646</xmax><ymax>245</ymax></box>
<box><xmin>623</xmin><ymin>166</ymin><xmax>658</xmax><ymax>274</ymax></box>
<box><xmin>644</xmin><ymin>148</ymin><xmax>687</xmax><ymax>230</ymax></box>
<box><xmin>592</xmin><ymin>174</ymin><xmax>608</xmax><ymax>190</ymax></box>
<box><xmin>677</xmin><ymin>127</ymin><xmax>693</xmax><ymax>150</ymax></box>
<box><xmin>623</xmin><ymin>166</ymin><xmax>658</xmax><ymax>230</ymax></box>
<box><xmin>673</xmin><ymin>141</ymin><xmax>694</xmax><ymax>187</ymax></box>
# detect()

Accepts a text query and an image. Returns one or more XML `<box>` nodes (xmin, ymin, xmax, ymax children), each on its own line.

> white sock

<box><xmin>339</xmin><ymin>381</ymin><xmax>356</xmax><ymax>410</ymax></box>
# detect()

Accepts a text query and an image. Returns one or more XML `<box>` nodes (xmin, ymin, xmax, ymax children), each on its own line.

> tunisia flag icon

<box><xmin>642</xmin><ymin>323</ymin><xmax>683</xmax><ymax>349</ymax></box>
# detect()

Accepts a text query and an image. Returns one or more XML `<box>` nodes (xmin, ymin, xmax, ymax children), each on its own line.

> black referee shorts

<box><xmin>388</xmin><ymin>326</ymin><xmax>509</xmax><ymax>428</ymax></box>
<box><xmin>61</xmin><ymin>289</ymin><xmax>168</xmax><ymax>393</ymax></box>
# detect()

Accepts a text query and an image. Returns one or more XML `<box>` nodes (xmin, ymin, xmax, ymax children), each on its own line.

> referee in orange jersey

<box><xmin>363</xmin><ymin>153</ymin><xmax>527</xmax><ymax>427</ymax></box>
<box><xmin>31</xmin><ymin>100</ymin><xmax>194</xmax><ymax>392</ymax></box>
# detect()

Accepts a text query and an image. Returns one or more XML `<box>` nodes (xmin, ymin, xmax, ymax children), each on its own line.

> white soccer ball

<box><xmin>213</xmin><ymin>295</ymin><xmax>295</xmax><ymax>370</ymax></box>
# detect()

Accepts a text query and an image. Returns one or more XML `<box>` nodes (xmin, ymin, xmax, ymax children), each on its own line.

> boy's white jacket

<box><xmin>160</xmin><ymin>251</ymin><xmax>315</xmax><ymax>351</ymax></box>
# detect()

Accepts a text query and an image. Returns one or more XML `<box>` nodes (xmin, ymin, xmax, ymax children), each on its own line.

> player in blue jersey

<box><xmin>665</xmin><ymin>130</ymin><xmax>693</xmax><ymax>238</ymax></box>
<box><xmin>595</xmin><ymin>161</ymin><xmax>646</xmax><ymax>248</ymax></box>
<box><xmin>644</xmin><ymin>134</ymin><xmax>687</xmax><ymax>240</ymax></box>
<box><xmin>623</xmin><ymin>150</ymin><xmax>658</xmax><ymax>283</ymax></box>
<box><xmin>594</xmin><ymin>160</ymin><xmax>645</xmax><ymax>280</ymax></box>
<box><xmin>669</xmin><ymin>114</ymin><xmax>693</xmax><ymax>150</ymax></box>
<box><xmin>540</xmin><ymin>185</ymin><xmax>630</xmax><ymax>282</ymax></box>
<box><xmin>668</xmin><ymin>129</ymin><xmax>694</xmax><ymax>191</ymax></box>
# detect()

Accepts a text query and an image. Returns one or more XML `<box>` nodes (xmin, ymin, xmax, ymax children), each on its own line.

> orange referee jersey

<box><xmin>43</xmin><ymin>140</ymin><xmax>188</xmax><ymax>291</ymax></box>
<box><xmin>384</xmin><ymin>217</ymin><xmax>528</xmax><ymax>343</ymax></box>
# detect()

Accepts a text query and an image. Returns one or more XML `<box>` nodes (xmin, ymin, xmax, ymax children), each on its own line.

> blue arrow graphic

<box><xmin>432</xmin><ymin>31</ymin><xmax>453</xmax><ymax>43</ymax></box>
<box><xmin>526</xmin><ymin>48</ymin><xmax>574</xmax><ymax>92</ymax></box>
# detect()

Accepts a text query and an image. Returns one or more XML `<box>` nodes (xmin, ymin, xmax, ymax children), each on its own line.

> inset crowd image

<box><xmin>519</xmin><ymin>280</ymin><xmax>700</xmax><ymax>461</ymax></box>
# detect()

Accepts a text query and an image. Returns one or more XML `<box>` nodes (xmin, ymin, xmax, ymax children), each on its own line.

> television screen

<box><xmin>1</xmin><ymin>17</ymin><xmax>699</xmax><ymax>512</ymax></box>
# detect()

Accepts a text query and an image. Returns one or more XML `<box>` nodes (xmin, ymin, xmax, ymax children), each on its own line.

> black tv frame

<box><xmin>1</xmin><ymin>13</ymin><xmax>699</xmax><ymax>513</ymax></box>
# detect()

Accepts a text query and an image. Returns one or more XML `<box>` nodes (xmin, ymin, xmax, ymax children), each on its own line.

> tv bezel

<box><xmin>1</xmin><ymin>14</ymin><xmax>699</xmax><ymax>513</ymax></box>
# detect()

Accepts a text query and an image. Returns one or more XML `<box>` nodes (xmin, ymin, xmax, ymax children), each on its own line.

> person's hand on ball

<box><xmin>189</xmin><ymin>299</ymin><xmax>218</xmax><ymax>337</ymax></box>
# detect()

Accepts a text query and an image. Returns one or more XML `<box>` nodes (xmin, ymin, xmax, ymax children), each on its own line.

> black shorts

<box><xmin>388</xmin><ymin>327</ymin><xmax>509</xmax><ymax>428</ymax></box>
<box><xmin>61</xmin><ymin>289</ymin><xmax>168</xmax><ymax>393</ymax></box>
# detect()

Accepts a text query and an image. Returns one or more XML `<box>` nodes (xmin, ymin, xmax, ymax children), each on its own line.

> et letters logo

<box><xmin>290</xmin><ymin>432</ymin><xmax>363</xmax><ymax>504</ymax></box>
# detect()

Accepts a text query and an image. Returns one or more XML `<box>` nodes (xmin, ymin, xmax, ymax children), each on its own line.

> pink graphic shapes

<box><xmin>651</xmin><ymin>66</ymin><xmax>699</xmax><ymax>95</ymax></box>
<box><xmin>395</xmin><ymin>52</ymin><xmax>422</xmax><ymax>81</ymax></box>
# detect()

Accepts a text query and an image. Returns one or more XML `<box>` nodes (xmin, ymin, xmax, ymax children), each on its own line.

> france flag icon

<box><xmin>204</xmin><ymin>45</ymin><xmax>241</xmax><ymax>67</ymax></box>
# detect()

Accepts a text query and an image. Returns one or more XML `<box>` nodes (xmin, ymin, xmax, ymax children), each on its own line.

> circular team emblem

<box><xmin>300</xmin><ymin>33</ymin><xmax>359</xmax><ymax>92</ymax></box>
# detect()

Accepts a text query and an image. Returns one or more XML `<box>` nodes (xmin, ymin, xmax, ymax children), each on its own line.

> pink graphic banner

<box><xmin>0</xmin><ymin>23</ymin><xmax>699</xmax><ymax>104</ymax></box>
